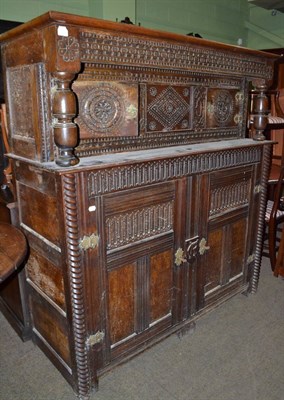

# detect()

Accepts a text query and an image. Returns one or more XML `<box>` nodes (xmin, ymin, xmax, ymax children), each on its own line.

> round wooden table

<box><xmin>0</xmin><ymin>223</ymin><xmax>27</xmax><ymax>283</ymax></box>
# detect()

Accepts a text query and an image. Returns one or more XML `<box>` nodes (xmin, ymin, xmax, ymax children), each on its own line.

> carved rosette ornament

<box><xmin>57</xmin><ymin>36</ymin><xmax>80</xmax><ymax>62</ymax></box>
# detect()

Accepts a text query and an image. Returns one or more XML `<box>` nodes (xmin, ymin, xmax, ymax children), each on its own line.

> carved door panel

<box><xmin>102</xmin><ymin>182</ymin><xmax>177</xmax><ymax>362</ymax></box>
<box><xmin>197</xmin><ymin>166</ymin><xmax>256</xmax><ymax>309</ymax></box>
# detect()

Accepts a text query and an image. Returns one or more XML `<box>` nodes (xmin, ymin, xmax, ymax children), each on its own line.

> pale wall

<box><xmin>247</xmin><ymin>4</ymin><xmax>284</xmax><ymax>49</ymax></box>
<box><xmin>0</xmin><ymin>0</ymin><xmax>90</xmax><ymax>21</ymax></box>
<box><xmin>0</xmin><ymin>0</ymin><xmax>283</xmax><ymax>49</ymax></box>
<box><xmin>136</xmin><ymin>0</ymin><xmax>249</xmax><ymax>46</ymax></box>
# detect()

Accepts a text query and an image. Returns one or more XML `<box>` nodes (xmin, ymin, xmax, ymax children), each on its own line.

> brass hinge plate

<box><xmin>86</xmin><ymin>331</ymin><xmax>105</xmax><ymax>348</ymax></box>
<box><xmin>247</xmin><ymin>253</ymin><xmax>255</xmax><ymax>264</ymax></box>
<box><xmin>79</xmin><ymin>233</ymin><xmax>99</xmax><ymax>251</ymax></box>
<box><xmin>254</xmin><ymin>184</ymin><xmax>262</xmax><ymax>194</ymax></box>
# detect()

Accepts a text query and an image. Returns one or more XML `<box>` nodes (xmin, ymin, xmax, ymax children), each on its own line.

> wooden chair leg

<box><xmin>268</xmin><ymin>219</ymin><xmax>277</xmax><ymax>270</ymax></box>
<box><xmin>274</xmin><ymin>226</ymin><xmax>284</xmax><ymax>277</ymax></box>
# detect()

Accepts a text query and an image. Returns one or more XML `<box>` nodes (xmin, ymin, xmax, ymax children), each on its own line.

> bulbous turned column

<box><xmin>52</xmin><ymin>71</ymin><xmax>79</xmax><ymax>167</ymax></box>
<box><xmin>251</xmin><ymin>80</ymin><xmax>269</xmax><ymax>141</ymax></box>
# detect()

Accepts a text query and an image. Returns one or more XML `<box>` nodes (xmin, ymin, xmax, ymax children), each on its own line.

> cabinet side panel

<box><xmin>6</xmin><ymin>63</ymin><xmax>51</xmax><ymax>162</ymax></box>
<box><xmin>30</xmin><ymin>291</ymin><xmax>71</xmax><ymax>367</ymax></box>
<box><xmin>18</xmin><ymin>183</ymin><xmax>60</xmax><ymax>247</ymax></box>
<box><xmin>26</xmin><ymin>247</ymin><xmax>66</xmax><ymax>311</ymax></box>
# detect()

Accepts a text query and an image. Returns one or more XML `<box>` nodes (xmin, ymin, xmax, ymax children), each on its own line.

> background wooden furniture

<box><xmin>274</xmin><ymin>224</ymin><xmax>284</xmax><ymax>277</ymax></box>
<box><xmin>0</xmin><ymin>222</ymin><xmax>27</xmax><ymax>283</ymax></box>
<box><xmin>264</xmin><ymin>165</ymin><xmax>284</xmax><ymax>270</ymax></box>
<box><xmin>0</xmin><ymin>19</ymin><xmax>30</xmax><ymax>342</ymax></box>
<box><xmin>0</xmin><ymin>11</ymin><xmax>277</xmax><ymax>400</ymax></box>
<box><xmin>263</xmin><ymin>48</ymin><xmax>284</xmax><ymax>164</ymax></box>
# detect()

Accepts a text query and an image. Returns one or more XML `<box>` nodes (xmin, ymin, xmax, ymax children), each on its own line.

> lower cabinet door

<box><xmin>199</xmin><ymin>166</ymin><xmax>255</xmax><ymax>308</ymax></box>
<box><xmin>103</xmin><ymin>182</ymin><xmax>177</xmax><ymax>360</ymax></box>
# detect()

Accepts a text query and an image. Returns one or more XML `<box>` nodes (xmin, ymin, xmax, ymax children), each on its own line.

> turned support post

<box><xmin>251</xmin><ymin>80</ymin><xmax>269</xmax><ymax>141</ymax></box>
<box><xmin>52</xmin><ymin>71</ymin><xmax>79</xmax><ymax>167</ymax></box>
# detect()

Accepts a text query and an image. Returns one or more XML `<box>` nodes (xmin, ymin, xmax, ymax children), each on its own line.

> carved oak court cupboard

<box><xmin>0</xmin><ymin>11</ymin><xmax>277</xmax><ymax>400</ymax></box>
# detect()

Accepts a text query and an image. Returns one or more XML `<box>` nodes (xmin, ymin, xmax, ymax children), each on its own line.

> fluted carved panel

<box><xmin>106</xmin><ymin>201</ymin><xmax>174</xmax><ymax>250</ymax></box>
<box><xmin>209</xmin><ymin>181</ymin><xmax>250</xmax><ymax>217</ymax></box>
<box><xmin>87</xmin><ymin>147</ymin><xmax>262</xmax><ymax>197</ymax></box>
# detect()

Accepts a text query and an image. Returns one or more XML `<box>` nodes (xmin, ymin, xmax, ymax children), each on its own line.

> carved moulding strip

<box><xmin>79</xmin><ymin>31</ymin><xmax>273</xmax><ymax>80</ymax></box>
<box><xmin>209</xmin><ymin>180</ymin><xmax>250</xmax><ymax>217</ymax></box>
<box><xmin>79</xmin><ymin>63</ymin><xmax>245</xmax><ymax>88</ymax></box>
<box><xmin>76</xmin><ymin>128</ymin><xmax>241</xmax><ymax>157</ymax></box>
<box><xmin>62</xmin><ymin>174</ymin><xmax>90</xmax><ymax>400</ymax></box>
<box><xmin>38</xmin><ymin>63</ymin><xmax>52</xmax><ymax>162</ymax></box>
<box><xmin>106</xmin><ymin>201</ymin><xmax>174</xmax><ymax>250</ymax></box>
<box><xmin>88</xmin><ymin>147</ymin><xmax>262</xmax><ymax>197</ymax></box>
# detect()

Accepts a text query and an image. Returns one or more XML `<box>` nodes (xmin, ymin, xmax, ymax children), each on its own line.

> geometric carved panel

<box><xmin>140</xmin><ymin>84</ymin><xmax>192</xmax><ymax>134</ymax></box>
<box><xmin>73</xmin><ymin>81</ymin><xmax>138</xmax><ymax>138</ymax></box>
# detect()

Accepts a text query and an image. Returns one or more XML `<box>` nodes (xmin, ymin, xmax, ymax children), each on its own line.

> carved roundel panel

<box><xmin>206</xmin><ymin>88</ymin><xmax>240</xmax><ymax>129</ymax></box>
<box><xmin>82</xmin><ymin>84</ymin><xmax>124</xmax><ymax>132</ymax></box>
<box><xmin>73</xmin><ymin>81</ymin><xmax>138</xmax><ymax>138</ymax></box>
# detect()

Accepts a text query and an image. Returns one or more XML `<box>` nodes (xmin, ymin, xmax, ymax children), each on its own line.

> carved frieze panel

<box><xmin>106</xmin><ymin>201</ymin><xmax>174</xmax><ymax>250</ymax></box>
<box><xmin>79</xmin><ymin>31</ymin><xmax>273</xmax><ymax>80</ymax></box>
<box><xmin>140</xmin><ymin>84</ymin><xmax>192</xmax><ymax>134</ymax></box>
<box><xmin>72</xmin><ymin>81</ymin><xmax>138</xmax><ymax>138</ymax></box>
<box><xmin>72</xmin><ymin>64</ymin><xmax>247</xmax><ymax>155</ymax></box>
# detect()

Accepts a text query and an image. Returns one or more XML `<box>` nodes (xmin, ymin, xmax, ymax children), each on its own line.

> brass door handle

<box><xmin>175</xmin><ymin>236</ymin><xmax>209</xmax><ymax>267</ymax></box>
<box><xmin>199</xmin><ymin>238</ymin><xmax>210</xmax><ymax>255</ymax></box>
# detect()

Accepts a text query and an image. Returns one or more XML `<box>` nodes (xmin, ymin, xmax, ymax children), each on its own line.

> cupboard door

<box><xmin>103</xmin><ymin>182</ymin><xmax>176</xmax><ymax>361</ymax></box>
<box><xmin>199</xmin><ymin>166</ymin><xmax>254</xmax><ymax>308</ymax></box>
